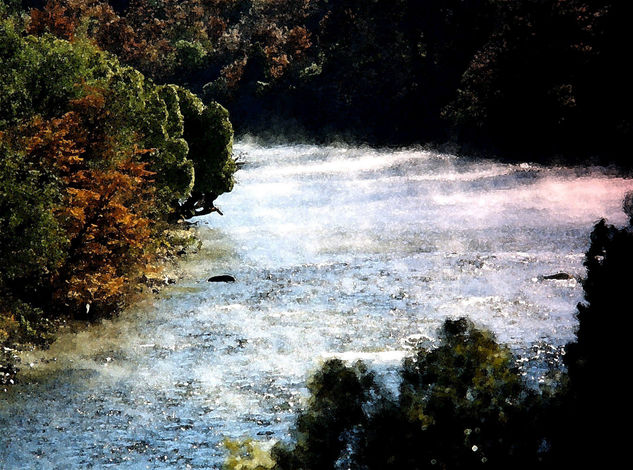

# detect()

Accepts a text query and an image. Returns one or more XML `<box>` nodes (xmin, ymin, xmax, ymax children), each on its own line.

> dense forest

<box><xmin>16</xmin><ymin>0</ymin><xmax>633</xmax><ymax>162</ymax></box>
<box><xmin>1</xmin><ymin>0</ymin><xmax>236</xmax><ymax>382</ymax></box>
<box><xmin>1</xmin><ymin>0</ymin><xmax>631</xmax><ymax>467</ymax></box>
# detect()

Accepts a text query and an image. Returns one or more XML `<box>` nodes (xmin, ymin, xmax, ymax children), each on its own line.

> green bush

<box><xmin>174</xmin><ymin>39</ymin><xmax>208</xmax><ymax>73</ymax></box>
<box><xmin>271</xmin><ymin>360</ymin><xmax>376</xmax><ymax>470</ymax></box>
<box><xmin>176</xmin><ymin>86</ymin><xmax>235</xmax><ymax>218</ymax></box>
<box><xmin>267</xmin><ymin>318</ymin><xmax>544</xmax><ymax>470</ymax></box>
<box><xmin>0</xmin><ymin>142</ymin><xmax>66</xmax><ymax>290</ymax></box>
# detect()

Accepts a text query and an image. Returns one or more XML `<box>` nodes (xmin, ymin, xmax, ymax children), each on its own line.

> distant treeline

<box><xmin>224</xmin><ymin>210</ymin><xmax>633</xmax><ymax>468</ymax></box>
<box><xmin>16</xmin><ymin>0</ymin><xmax>633</xmax><ymax>163</ymax></box>
<box><xmin>1</xmin><ymin>1</ymin><xmax>235</xmax><ymax>381</ymax></box>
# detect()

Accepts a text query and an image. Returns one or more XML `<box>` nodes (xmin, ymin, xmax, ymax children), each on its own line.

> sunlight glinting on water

<box><xmin>2</xmin><ymin>142</ymin><xmax>633</xmax><ymax>468</ymax></box>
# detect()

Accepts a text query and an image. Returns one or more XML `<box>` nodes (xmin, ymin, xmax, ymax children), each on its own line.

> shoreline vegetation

<box><xmin>1</xmin><ymin>1</ymin><xmax>236</xmax><ymax>386</ymax></box>
<box><xmin>1</xmin><ymin>0</ymin><xmax>631</xmax><ymax>467</ymax></box>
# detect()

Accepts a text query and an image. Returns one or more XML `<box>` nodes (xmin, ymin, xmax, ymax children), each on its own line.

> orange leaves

<box><xmin>26</xmin><ymin>0</ymin><xmax>317</xmax><ymax>86</ymax></box>
<box><xmin>261</xmin><ymin>25</ymin><xmax>312</xmax><ymax>79</ymax></box>
<box><xmin>28</xmin><ymin>1</ymin><xmax>78</xmax><ymax>41</ymax></box>
<box><xmin>269</xmin><ymin>54</ymin><xmax>290</xmax><ymax>79</ymax></box>
<box><xmin>17</xmin><ymin>85</ymin><xmax>157</xmax><ymax>312</ymax></box>
<box><xmin>54</xmin><ymin>151</ymin><xmax>156</xmax><ymax>309</ymax></box>
<box><xmin>22</xmin><ymin>113</ymin><xmax>85</xmax><ymax>174</ymax></box>
<box><xmin>287</xmin><ymin>26</ymin><xmax>312</xmax><ymax>57</ymax></box>
<box><xmin>207</xmin><ymin>15</ymin><xmax>228</xmax><ymax>39</ymax></box>
<box><xmin>221</xmin><ymin>57</ymin><xmax>247</xmax><ymax>89</ymax></box>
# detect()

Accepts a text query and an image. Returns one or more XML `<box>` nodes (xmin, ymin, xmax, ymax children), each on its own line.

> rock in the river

<box><xmin>542</xmin><ymin>272</ymin><xmax>574</xmax><ymax>280</ymax></box>
<box><xmin>208</xmin><ymin>275</ymin><xmax>236</xmax><ymax>283</ymax></box>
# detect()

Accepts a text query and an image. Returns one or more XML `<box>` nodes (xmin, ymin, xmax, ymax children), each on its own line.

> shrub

<box><xmin>266</xmin><ymin>319</ymin><xmax>543</xmax><ymax>470</ymax></box>
<box><xmin>176</xmin><ymin>86</ymin><xmax>235</xmax><ymax>218</ymax></box>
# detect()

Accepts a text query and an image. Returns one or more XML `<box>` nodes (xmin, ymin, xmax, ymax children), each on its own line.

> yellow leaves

<box><xmin>407</xmin><ymin>402</ymin><xmax>435</xmax><ymax>431</ymax></box>
<box><xmin>65</xmin><ymin>269</ymin><xmax>126</xmax><ymax>304</ymax></box>
<box><xmin>67</xmin><ymin>205</ymin><xmax>87</xmax><ymax>225</ymax></box>
<box><xmin>0</xmin><ymin>313</ymin><xmax>18</xmax><ymax>344</ymax></box>
<box><xmin>223</xmin><ymin>439</ymin><xmax>276</xmax><ymax>470</ymax></box>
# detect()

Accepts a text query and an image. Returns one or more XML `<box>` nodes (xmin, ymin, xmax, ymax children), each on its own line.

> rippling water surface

<box><xmin>2</xmin><ymin>143</ymin><xmax>633</xmax><ymax>468</ymax></box>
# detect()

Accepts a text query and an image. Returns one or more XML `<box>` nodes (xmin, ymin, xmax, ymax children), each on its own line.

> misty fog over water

<box><xmin>2</xmin><ymin>142</ymin><xmax>633</xmax><ymax>468</ymax></box>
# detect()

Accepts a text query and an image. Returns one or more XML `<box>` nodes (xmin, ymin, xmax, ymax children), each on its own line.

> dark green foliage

<box><xmin>566</xmin><ymin>219</ymin><xmax>630</xmax><ymax>391</ymax></box>
<box><xmin>271</xmin><ymin>360</ymin><xmax>377</xmax><ymax>470</ymax></box>
<box><xmin>363</xmin><ymin>319</ymin><xmax>543</xmax><ymax>469</ymax></box>
<box><xmin>0</xmin><ymin>29</ymin><xmax>96</xmax><ymax>126</ymax></box>
<box><xmin>174</xmin><ymin>39</ymin><xmax>207</xmax><ymax>73</ymax></box>
<box><xmin>547</xmin><ymin>214</ymin><xmax>633</xmax><ymax>465</ymax></box>
<box><xmin>176</xmin><ymin>86</ymin><xmax>234</xmax><ymax>218</ymax></box>
<box><xmin>270</xmin><ymin>319</ymin><xmax>544</xmax><ymax>469</ymax></box>
<box><xmin>444</xmin><ymin>0</ymin><xmax>632</xmax><ymax>160</ymax></box>
<box><xmin>0</xmin><ymin>142</ymin><xmax>66</xmax><ymax>294</ymax></box>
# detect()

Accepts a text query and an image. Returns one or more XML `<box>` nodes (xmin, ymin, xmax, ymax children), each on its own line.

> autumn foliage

<box><xmin>23</xmin><ymin>0</ymin><xmax>631</xmax><ymax>161</ymax></box>
<box><xmin>1</xmin><ymin>7</ymin><xmax>235</xmax><ymax>374</ymax></box>
<box><xmin>1</xmin><ymin>94</ymin><xmax>155</xmax><ymax>318</ymax></box>
<box><xmin>21</xmin><ymin>92</ymin><xmax>155</xmax><ymax>310</ymax></box>
<box><xmin>27</xmin><ymin>0</ymin><xmax>76</xmax><ymax>40</ymax></box>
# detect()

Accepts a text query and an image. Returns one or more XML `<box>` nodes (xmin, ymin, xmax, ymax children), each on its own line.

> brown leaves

<box><xmin>287</xmin><ymin>26</ymin><xmax>312</xmax><ymax>57</ymax></box>
<box><xmin>19</xmin><ymin>86</ymin><xmax>157</xmax><ymax>312</ymax></box>
<box><xmin>57</xmin><ymin>161</ymin><xmax>154</xmax><ymax>307</ymax></box>
<box><xmin>27</xmin><ymin>0</ymin><xmax>317</xmax><ymax>83</ymax></box>
<box><xmin>28</xmin><ymin>1</ymin><xmax>78</xmax><ymax>41</ymax></box>
<box><xmin>259</xmin><ymin>24</ymin><xmax>312</xmax><ymax>79</ymax></box>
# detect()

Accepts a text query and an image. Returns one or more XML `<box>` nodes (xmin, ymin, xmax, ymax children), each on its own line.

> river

<box><xmin>2</xmin><ymin>142</ymin><xmax>632</xmax><ymax>468</ymax></box>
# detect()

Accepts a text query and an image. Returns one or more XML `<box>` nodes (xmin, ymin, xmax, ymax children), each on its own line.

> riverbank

<box><xmin>1</xmin><ymin>7</ymin><xmax>236</xmax><ymax>392</ymax></box>
<box><xmin>1</xmin><ymin>225</ymin><xmax>199</xmax><ymax>391</ymax></box>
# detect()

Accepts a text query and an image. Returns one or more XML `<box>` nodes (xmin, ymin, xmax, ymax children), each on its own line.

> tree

<box><xmin>271</xmin><ymin>359</ymin><xmax>377</xmax><ymax>470</ymax></box>
<box><xmin>553</xmin><ymin>206</ymin><xmax>633</xmax><ymax>465</ymax></box>
<box><xmin>360</xmin><ymin>318</ymin><xmax>542</xmax><ymax>469</ymax></box>
<box><xmin>175</xmin><ymin>86</ymin><xmax>234</xmax><ymax>218</ymax></box>
<box><xmin>265</xmin><ymin>319</ymin><xmax>543</xmax><ymax>470</ymax></box>
<box><xmin>15</xmin><ymin>90</ymin><xmax>155</xmax><ymax>313</ymax></box>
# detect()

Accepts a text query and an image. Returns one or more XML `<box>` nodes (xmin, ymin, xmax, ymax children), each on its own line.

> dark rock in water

<box><xmin>208</xmin><ymin>275</ymin><xmax>236</xmax><ymax>283</ymax></box>
<box><xmin>543</xmin><ymin>272</ymin><xmax>573</xmax><ymax>280</ymax></box>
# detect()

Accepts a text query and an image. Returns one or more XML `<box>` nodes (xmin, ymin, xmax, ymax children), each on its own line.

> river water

<box><xmin>2</xmin><ymin>142</ymin><xmax>633</xmax><ymax>468</ymax></box>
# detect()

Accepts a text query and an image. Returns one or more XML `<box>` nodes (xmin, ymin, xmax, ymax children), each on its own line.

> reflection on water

<box><xmin>2</xmin><ymin>142</ymin><xmax>633</xmax><ymax>468</ymax></box>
